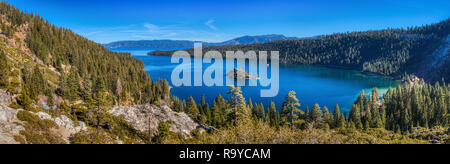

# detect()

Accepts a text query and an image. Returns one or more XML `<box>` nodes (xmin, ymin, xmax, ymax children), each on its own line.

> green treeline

<box><xmin>150</xmin><ymin>19</ymin><xmax>450</xmax><ymax>83</ymax></box>
<box><xmin>0</xmin><ymin>2</ymin><xmax>170</xmax><ymax>107</ymax></box>
<box><xmin>157</xmin><ymin>84</ymin><xmax>448</xmax><ymax>144</ymax></box>
<box><xmin>350</xmin><ymin>83</ymin><xmax>449</xmax><ymax>133</ymax></box>
<box><xmin>171</xmin><ymin>83</ymin><xmax>448</xmax><ymax>136</ymax></box>
<box><xmin>1</xmin><ymin>1</ymin><xmax>448</xmax><ymax>144</ymax></box>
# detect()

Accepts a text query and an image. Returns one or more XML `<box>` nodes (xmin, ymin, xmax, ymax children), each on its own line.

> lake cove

<box><xmin>170</xmin><ymin>45</ymin><xmax>280</xmax><ymax>97</ymax></box>
<box><xmin>110</xmin><ymin>48</ymin><xmax>400</xmax><ymax>114</ymax></box>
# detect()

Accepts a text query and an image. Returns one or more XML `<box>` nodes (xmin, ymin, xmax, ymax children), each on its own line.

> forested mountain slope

<box><xmin>0</xmin><ymin>2</ymin><xmax>169</xmax><ymax>107</ymax></box>
<box><xmin>0</xmin><ymin>2</ymin><xmax>447</xmax><ymax>144</ymax></box>
<box><xmin>0</xmin><ymin>2</ymin><xmax>174</xmax><ymax>144</ymax></box>
<box><xmin>150</xmin><ymin>19</ymin><xmax>450</xmax><ymax>83</ymax></box>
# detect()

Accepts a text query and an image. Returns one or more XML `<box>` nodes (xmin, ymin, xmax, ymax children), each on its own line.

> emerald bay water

<box><xmin>111</xmin><ymin>48</ymin><xmax>399</xmax><ymax>113</ymax></box>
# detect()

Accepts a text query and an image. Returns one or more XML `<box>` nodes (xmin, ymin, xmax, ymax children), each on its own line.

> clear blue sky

<box><xmin>8</xmin><ymin>0</ymin><xmax>450</xmax><ymax>44</ymax></box>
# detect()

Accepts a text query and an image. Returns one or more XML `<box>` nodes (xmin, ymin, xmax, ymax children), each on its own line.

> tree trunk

<box><xmin>234</xmin><ymin>97</ymin><xmax>238</xmax><ymax>124</ymax></box>
<box><xmin>148</xmin><ymin>112</ymin><xmax>152</xmax><ymax>143</ymax></box>
<box><xmin>291</xmin><ymin>108</ymin><xmax>294</xmax><ymax>130</ymax></box>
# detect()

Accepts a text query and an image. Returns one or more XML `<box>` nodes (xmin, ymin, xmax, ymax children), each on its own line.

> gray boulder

<box><xmin>0</xmin><ymin>104</ymin><xmax>24</xmax><ymax>144</ymax></box>
<box><xmin>109</xmin><ymin>105</ymin><xmax>204</xmax><ymax>137</ymax></box>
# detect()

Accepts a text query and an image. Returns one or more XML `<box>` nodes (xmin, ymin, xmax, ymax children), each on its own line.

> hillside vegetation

<box><xmin>0</xmin><ymin>2</ymin><xmax>170</xmax><ymax>144</ymax></box>
<box><xmin>0</xmin><ymin>2</ymin><xmax>447</xmax><ymax>144</ymax></box>
<box><xmin>0</xmin><ymin>2</ymin><xmax>170</xmax><ymax>108</ymax></box>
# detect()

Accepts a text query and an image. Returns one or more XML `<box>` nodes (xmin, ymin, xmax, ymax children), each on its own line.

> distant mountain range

<box><xmin>150</xmin><ymin>19</ymin><xmax>450</xmax><ymax>83</ymax></box>
<box><xmin>103</xmin><ymin>34</ymin><xmax>298</xmax><ymax>49</ymax></box>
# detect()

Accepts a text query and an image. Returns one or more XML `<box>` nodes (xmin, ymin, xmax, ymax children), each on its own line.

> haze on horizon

<box><xmin>7</xmin><ymin>0</ymin><xmax>450</xmax><ymax>44</ymax></box>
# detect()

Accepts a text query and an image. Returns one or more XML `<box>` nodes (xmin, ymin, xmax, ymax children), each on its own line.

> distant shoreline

<box><xmin>146</xmin><ymin>53</ymin><xmax>401</xmax><ymax>82</ymax></box>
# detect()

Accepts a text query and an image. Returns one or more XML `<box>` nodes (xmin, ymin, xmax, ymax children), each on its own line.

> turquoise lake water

<box><xmin>111</xmin><ymin>48</ymin><xmax>399</xmax><ymax>113</ymax></box>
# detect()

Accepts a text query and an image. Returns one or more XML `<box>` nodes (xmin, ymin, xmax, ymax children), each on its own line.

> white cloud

<box><xmin>144</xmin><ymin>23</ymin><xmax>160</xmax><ymax>32</ymax></box>
<box><xmin>205</xmin><ymin>19</ymin><xmax>217</xmax><ymax>30</ymax></box>
<box><xmin>78</xmin><ymin>21</ymin><xmax>233</xmax><ymax>43</ymax></box>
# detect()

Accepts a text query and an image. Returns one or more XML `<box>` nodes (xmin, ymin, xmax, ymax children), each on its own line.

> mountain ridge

<box><xmin>103</xmin><ymin>34</ymin><xmax>298</xmax><ymax>49</ymax></box>
<box><xmin>148</xmin><ymin>19</ymin><xmax>450</xmax><ymax>83</ymax></box>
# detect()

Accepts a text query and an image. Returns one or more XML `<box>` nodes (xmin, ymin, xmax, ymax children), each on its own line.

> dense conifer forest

<box><xmin>0</xmin><ymin>2</ymin><xmax>448</xmax><ymax>144</ymax></box>
<box><xmin>150</xmin><ymin>19</ymin><xmax>450</xmax><ymax>83</ymax></box>
<box><xmin>150</xmin><ymin>83</ymin><xmax>449</xmax><ymax>144</ymax></box>
<box><xmin>0</xmin><ymin>2</ymin><xmax>169</xmax><ymax>107</ymax></box>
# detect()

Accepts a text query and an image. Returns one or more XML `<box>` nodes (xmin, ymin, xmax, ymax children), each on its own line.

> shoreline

<box><xmin>146</xmin><ymin>53</ymin><xmax>402</xmax><ymax>82</ymax></box>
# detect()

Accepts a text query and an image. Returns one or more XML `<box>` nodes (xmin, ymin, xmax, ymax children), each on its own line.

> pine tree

<box><xmin>186</xmin><ymin>96</ymin><xmax>200</xmax><ymax>121</ymax></box>
<box><xmin>304</xmin><ymin>106</ymin><xmax>310</xmax><ymax>122</ymax></box>
<box><xmin>45</xmin><ymin>88</ymin><xmax>55</xmax><ymax>109</ymax></box>
<box><xmin>350</xmin><ymin>90</ymin><xmax>367</xmax><ymax>129</ymax></box>
<box><xmin>227</xmin><ymin>86</ymin><xmax>249</xmax><ymax>124</ymax></box>
<box><xmin>115</xmin><ymin>77</ymin><xmax>122</xmax><ymax>105</ymax></box>
<box><xmin>311</xmin><ymin>104</ymin><xmax>323</xmax><ymax>127</ymax></box>
<box><xmin>17</xmin><ymin>90</ymin><xmax>32</xmax><ymax>110</ymax></box>
<box><xmin>198</xmin><ymin>95</ymin><xmax>212</xmax><ymax>125</ymax></box>
<box><xmin>212</xmin><ymin>94</ymin><xmax>227</xmax><ymax>128</ymax></box>
<box><xmin>204</xmin><ymin>103</ymin><xmax>211</xmax><ymax>125</ymax></box>
<box><xmin>323</xmin><ymin>106</ymin><xmax>333</xmax><ymax>129</ymax></box>
<box><xmin>94</xmin><ymin>91</ymin><xmax>110</xmax><ymax>130</ymax></box>
<box><xmin>259</xmin><ymin>103</ymin><xmax>266</xmax><ymax>121</ymax></box>
<box><xmin>154</xmin><ymin>121</ymin><xmax>171</xmax><ymax>144</ymax></box>
<box><xmin>162</xmin><ymin>79</ymin><xmax>170</xmax><ymax>100</ymax></box>
<box><xmin>67</xmin><ymin>69</ymin><xmax>80</xmax><ymax>102</ymax></box>
<box><xmin>251</xmin><ymin>100</ymin><xmax>258</xmax><ymax>119</ymax></box>
<box><xmin>333</xmin><ymin>104</ymin><xmax>341</xmax><ymax>128</ymax></box>
<box><xmin>267</xmin><ymin>101</ymin><xmax>279</xmax><ymax>127</ymax></box>
<box><xmin>284</xmin><ymin>91</ymin><xmax>303</xmax><ymax>130</ymax></box>
<box><xmin>349</xmin><ymin>104</ymin><xmax>363</xmax><ymax>129</ymax></box>
<box><xmin>31</xmin><ymin>67</ymin><xmax>46</xmax><ymax>95</ymax></box>
<box><xmin>0</xmin><ymin>50</ymin><xmax>9</xmax><ymax>88</ymax></box>
<box><xmin>248</xmin><ymin>98</ymin><xmax>253</xmax><ymax>112</ymax></box>
<box><xmin>339</xmin><ymin>114</ymin><xmax>347</xmax><ymax>129</ymax></box>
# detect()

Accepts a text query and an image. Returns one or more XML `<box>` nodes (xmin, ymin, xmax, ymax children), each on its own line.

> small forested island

<box><xmin>148</xmin><ymin>18</ymin><xmax>450</xmax><ymax>84</ymax></box>
<box><xmin>227</xmin><ymin>68</ymin><xmax>260</xmax><ymax>80</ymax></box>
<box><xmin>0</xmin><ymin>2</ymin><xmax>448</xmax><ymax>144</ymax></box>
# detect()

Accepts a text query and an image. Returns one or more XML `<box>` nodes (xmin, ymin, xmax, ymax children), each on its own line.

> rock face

<box><xmin>0</xmin><ymin>104</ymin><xmax>24</xmax><ymax>144</ymax></box>
<box><xmin>0</xmin><ymin>89</ymin><xmax>87</xmax><ymax>144</ymax></box>
<box><xmin>0</xmin><ymin>107</ymin><xmax>88</xmax><ymax>144</ymax></box>
<box><xmin>34</xmin><ymin>112</ymin><xmax>87</xmax><ymax>139</ymax></box>
<box><xmin>109</xmin><ymin>105</ymin><xmax>203</xmax><ymax>137</ymax></box>
<box><xmin>0</xmin><ymin>89</ymin><xmax>13</xmax><ymax>105</ymax></box>
<box><xmin>0</xmin><ymin>90</ymin><xmax>24</xmax><ymax>144</ymax></box>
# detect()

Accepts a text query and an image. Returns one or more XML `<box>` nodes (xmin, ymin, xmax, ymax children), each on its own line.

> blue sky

<box><xmin>8</xmin><ymin>0</ymin><xmax>450</xmax><ymax>44</ymax></box>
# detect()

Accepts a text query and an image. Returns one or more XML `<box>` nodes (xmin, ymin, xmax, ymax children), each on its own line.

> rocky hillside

<box><xmin>0</xmin><ymin>103</ymin><xmax>23</xmax><ymax>144</ymax></box>
<box><xmin>0</xmin><ymin>1</ymin><xmax>170</xmax><ymax>110</ymax></box>
<box><xmin>0</xmin><ymin>88</ymin><xmax>204</xmax><ymax>144</ymax></box>
<box><xmin>0</xmin><ymin>2</ymin><xmax>204</xmax><ymax>144</ymax></box>
<box><xmin>109</xmin><ymin>105</ymin><xmax>206</xmax><ymax>137</ymax></box>
<box><xmin>0</xmin><ymin>89</ymin><xmax>22</xmax><ymax>144</ymax></box>
<box><xmin>0</xmin><ymin>89</ymin><xmax>88</xmax><ymax>144</ymax></box>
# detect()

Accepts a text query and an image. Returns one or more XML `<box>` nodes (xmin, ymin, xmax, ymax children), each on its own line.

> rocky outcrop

<box><xmin>109</xmin><ymin>105</ymin><xmax>204</xmax><ymax>137</ymax></box>
<box><xmin>0</xmin><ymin>90</ymin><xmax>24</xmax><ymax>144</ymax></box>
<box><xmin>0</xmin><ymin>89</ymin><xmax>13</xmax><ymax>105</ymax></box>
<box><xmin>34</xmin><ymin>112</ymin><xmax>87</xmax><ymax>140</ymax></box>
<box><xmin>0</xmin><ymin>89</ymin><xmax>87</xmax><ymax>144</ymax></box>
<box><xmin>0</xmin><ymin>105</ymin><xmax>88</xmax><ymax>144</ymax></box>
